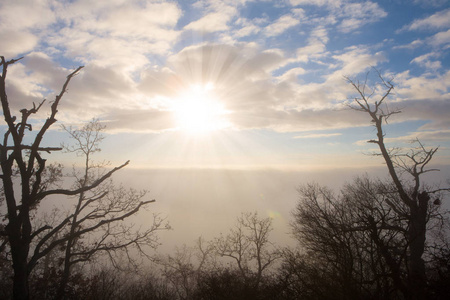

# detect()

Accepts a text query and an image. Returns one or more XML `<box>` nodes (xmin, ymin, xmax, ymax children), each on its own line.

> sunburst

<box><xmin>171</xmin><ymin>83</ymin><xmax>230</xmax><ymax>135</ymax></box>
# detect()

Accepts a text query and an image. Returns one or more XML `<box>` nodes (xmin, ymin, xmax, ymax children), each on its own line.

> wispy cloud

<box><xmin>393</xmin><ymin>39</ymin><xmax>424</xmax><ymax>50</ymax></box>
<box><xmin>383</xmin><ymin>129</ymin><xmax>450</xmax><ymax>144</ymax></box>
<box><xmin>264</xmin><ymin>9</ymin><xmax>304</xmax><ymax>37</ymax></box>
<box><xmin>294</xmin><ymin>133</ymin><xmax>342</xmax><ymax>139</ymax></box>
<box><xmin>289</xmin><ymin>0</ymin><xmax>340</xmax><ymax>7</ymax></box>
<box><xmin>428</xmin><ymin>29</ymin><xmax>450</xmax><ymax>47</ymax></box>
<box><xmin>295</xmin><ymin>25</ymin><xmax>329</xmax><ymax>63</ymax></box>
<box><xmin>400</xmin><ymin>8</ymin><xmax>450</xmax><ymax>31</ymax></box>
<box><xmin>336</xmin><ymin>1</ymin><xmax>387</xmax><ymax>33</ymax></box>
<box><xmin>411</xmin><ymin>52</ymin><xmax>442</xmax><ymax>70</ymax></box>
<box><xmin>185</xmin><ymin>12</ymin><xmax>232</xmax><ymax>32</ymax></box>
<box><xmin>289</xmin><ymin>0</ymin><xmax>386</xmax><ymax>33</ymax></box>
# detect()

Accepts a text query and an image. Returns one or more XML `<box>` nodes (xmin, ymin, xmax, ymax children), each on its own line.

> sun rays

<box><xmin>171</xmin><ymin>83</ymin><xmax>231</xmax><ymax>135</ymax></box>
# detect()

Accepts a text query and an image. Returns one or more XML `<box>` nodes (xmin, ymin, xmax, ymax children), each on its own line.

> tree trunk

<box><xmin>55</xmin><ymin>240</ymin><xmax>72</xmax><ymax>300</ymax></box>
<box><xmin>11</xmin><ymin>241</ymin><xmax>30</xmax><ymax>300</ymax></box>
<box><xmin>8</xmin><ymin>203</ymin><xmax>31</xmax><ymax>300</ymax></box>
<box><xmin>408</xmin><ymin>192</ymin><xmax>429</xmax><ymax>300</ymax></box>
<box><xmin>367</xmin><ymin>215</ymin><xmax>409</xmax><ymax>298</ymax></box>
<box><xmin>347</xmin><ymin>73</ymin><xmax>437</xmax><ymax>299</ymax></box>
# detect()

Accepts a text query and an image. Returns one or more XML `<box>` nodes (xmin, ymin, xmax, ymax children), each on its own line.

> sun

<box><xmin>171</xmin><ymin>83</ymin><xmax>230</xmax><ymax>135</ymax></box>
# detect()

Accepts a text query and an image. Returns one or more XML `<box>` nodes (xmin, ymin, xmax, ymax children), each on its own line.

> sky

<box><xmin>1</xmin><ymin>0</ymin><xmax>450</xmax><ymax>249</ymax></box>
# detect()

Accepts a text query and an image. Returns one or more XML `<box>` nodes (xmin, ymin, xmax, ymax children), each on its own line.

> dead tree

<box><xmin>346</xmin><ymin>70</ymin><xmax>440</xmax><ymax>300</ymax></box>
<box><xmin>0</xmin><ymin>57</ymin><xmax>162</xmax><ymax>300</ymax></box>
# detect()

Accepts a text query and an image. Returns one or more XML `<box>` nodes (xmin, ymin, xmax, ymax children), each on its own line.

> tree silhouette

<box><xmin>291</xmin><ymin>178</ymin><xmax>410</xmax><ymax>299</ymax></box>
<box><xmin>157</xmin><ymin>238</ymin><xmax>214</xmax><ymax>300</ymax></box>
<box><xmin>345</xmin><ymin>70</ymin><xmax>448</xmax><ymax>299</ymax></box>
<box><xmin>0</xmin><ymin>57</ymin><xmax>165</xmax><ymax>300</ymax></box>
<box><xmin>214</xmin><ymin>211</ymin><xmax>281</xmax><ymax>290</ymax></box>
<box><xmin>51</xmin><ymin>120</ymin><xmax>167</xmax><ymax>299</ymax></box>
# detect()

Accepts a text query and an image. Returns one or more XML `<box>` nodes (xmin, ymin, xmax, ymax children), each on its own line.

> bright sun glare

<box><xmin>172</xmin><ymin>83</ymin><xmax>230</xmax><ymax>135</ymax></box>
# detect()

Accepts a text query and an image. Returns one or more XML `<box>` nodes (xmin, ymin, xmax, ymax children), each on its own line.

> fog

<box><xmin>113</xmin><ymin>165</ymin><xmax>450</xmax><ymax>254</ymax></box>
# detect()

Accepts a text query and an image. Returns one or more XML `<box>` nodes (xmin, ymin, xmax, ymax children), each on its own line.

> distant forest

<box><xmin>1</xmin><ymin>58</ymin><xmax>449</xmax><ymax>300</ymax></box>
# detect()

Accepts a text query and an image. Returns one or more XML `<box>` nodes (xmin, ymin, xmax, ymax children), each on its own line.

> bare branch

<box><xmin>35</xmin><ymin>160</ymin><xmax>129</xmax><ymax>200</ymax></box>
<box><xmin>3</xmin><ymin>146</ymin><xmax>62</xmax><ymax>152</ymax></box>
<box><xmin>27</xmin><ymin>66</ymin><xmax>83</xmax><ymax>175</ymax></box>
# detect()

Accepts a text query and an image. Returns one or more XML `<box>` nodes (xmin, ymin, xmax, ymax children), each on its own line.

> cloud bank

<box><xmin>1</xmin><ymin>0</ymin><xmax>448</xmax><ymax>145</ymax></box>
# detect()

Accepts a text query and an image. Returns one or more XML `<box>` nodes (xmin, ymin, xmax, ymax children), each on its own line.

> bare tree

<box><xmin>157</xmin><ymin>213</ymin><xmax>280</xmax><ymax>299</ymax></box>
<box><xmin>345</xmin><ymin>70</ymin><xmax>447</xmax><ymax>299</ymax></box>
<box><xmin>0</xmin><ymin>57</ymin><xmax>164</xmax><ymax>300</ymax></box>
<box><xmin>157</xmin><ymin>237</ymin><xmax>215</xmax><ymax>300</ymax></box>
<box><xmin>47</xmin><ymin>119</ymin><xmax>168</xmax><ymax>300</ymax></box>
<box><xmin>214</xmin><ymin>211</ymin><xmax>281</xmax><ymax>290</ymax></box>
<box><xmin>291</xmin><ymin>178</ymin><xmax>411</xmax><ymax>299</ymax></box>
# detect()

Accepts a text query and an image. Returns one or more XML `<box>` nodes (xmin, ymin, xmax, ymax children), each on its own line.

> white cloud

<box><xmin>246</xmin><ymin>49</ymin><xmax>288</xmax><ymax>74</ymax></box>
<box><xmin>290</xmin><ymin>1</ymin><xmax>386</xmax><ymax>33</ymax></box>
<box><xmin>393</xmin><ymin>39</ymin><xmax>424</xmax><ymax>50</ymax></box>
<box><xmin>383</xmin><ymin>129</ymin><xmax>450</xmax><ymax>144</ymax></box>
<box><xmin>4</xmin><ymin>52</ymin><xmax>143</xmax><ymax>126</ymax></box>
<box><xmin>264</xmin><ymin>10</ymin><xmax>304</xmax><ymax>37</ymax></box>
<box><xmin>49</xmin><ymin>31</ymin><xmax>158</xmax><ymax>71</ymax></box>
<box><xmin>353</xmin><ymin>96</ymin><xmax>450</xmax><ymax>147</ymax></box>
<box><xmin>233</xmin><ymin>18</ymin><xmax>262</xmax><ymax>38</ymax></box>
<box><xmin>336</xmin><ymin>1</ymin><xmax>387</xmax><ymax>33</ymax></box>
<box><xmin>327</xmin><ymin>46</ymin><xmax>387</xmax><ymax>82</ymax></box>
<box><xmin>277</xmin><ymin>67</ymin><xmax>306</xmax><ymax>82</ymax></box>
<box><xmin>0</xmin><ymin>31</ymin><xmax>38</xmax><ymax>58</ymax></box>
<box><xmin>0</xmin><ymin>0</ymin><xmax>55</xmax><ymax>31</ymax></box>
<box><xmin>289</xmin><ymin>0</ymin><xmax>386</xmax><ymax>33</ymax></box>
<box><xmin>7</xmin><ymin>42</ymin><xmax>449</xmax><ymax>136</ymax></box>
<box><xmin>184</xmin><ymin>12</ymin><xmax>232</xmax><ymax>32</ymax></box>
<box><xmin>1</xmin><ymin>0</ymin><xmax>448</xmax><ymax>137</ymax></box>
<box><xmin>296</xmin><ymin>42</ymin><xmax>327</xmax><ymax>62</ymax></box>
<box><xmin>46</xmin><ymin>1</ymin><xmax>182</xmax><ymax>70</ymax></box>
<box><xmin>5</xmin><ymin>65</ymin><xmax>49</xmax><ymax>112</ymax></box>
<box><xmin>411</xmin><ymin>53</ymin><xmax>442</xmax><ymax>70</ymax></box>
<box><xmin>294</xmin><ymin>133</ymin><xmax>342</xmax><ymax>139</ymax></box>
<box><xmin>214</xmin><ymin>69</ymin><xmax>450</xmax><ymax>133</ymax></box>
<box><xmin>234</xmin><ymin>24</ymin><xmax>261</xmax><ymax>37</ymax></box>
<box><xmin>394</xmin><ymin>70</ymin><xmax>450</xmax><ymax>101</ymax></box>
<box><xmin>0</xmin><ymin>0</ymin><xmax>55</xmax><ymax>57</ymax></box>
<box><xmin>289</xmin><ymin>0</ymin><xmax>341</xmax><ymax>7</ymax></box>
<box><xmin>133</xmin><ymin>43</ymin><xmax>317</xmax><ymax>132</ymax></box>
<box><xmin>102</xmin><ymin>109</ymin><xmax>175</xmax><ymax>133</ymax></box>
<box><xmin>402</xmin><ymin>8</ymin><xmax>450</xmax><ymax>31</ymax></box>
<box><xmin>184</xmin><ymin>0</ymin><xmax>239</xmax><ymax>33</ymax></box>
<box><xmin>96</xmin><ymin>3</ymin><xmax>181</xmax><ymax>40</ymax></box>
<box><xmin>394</xmin><ymin>28</ymin><xmax>450</xmax><ymax>52</ymax></box>
<box><xmin>428</xmin><ymin>29</ymin><xmax>450</xmax><ymax>47</ymax></box>
<box><xmin>139</xmin><ymin>67</ymin><xmax>180</xmax><ymax>99</ymax></box>
<box><xmin>296</xmin><ymin>26</ymin><xmax>329</xmax><ymax>62</ymax></box>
